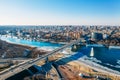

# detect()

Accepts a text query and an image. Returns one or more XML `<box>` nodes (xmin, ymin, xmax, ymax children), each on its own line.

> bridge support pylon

<box><xmin>45</xmin><ymin>57</ymin><xmax>49</xmax><ymax>63</ymax></box>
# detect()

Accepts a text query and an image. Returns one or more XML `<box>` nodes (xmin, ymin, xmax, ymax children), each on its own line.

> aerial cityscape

<box><xmin>0</xmin><ymin>0</ymin><xmax>120</xmax><ymax>80</ymax></box>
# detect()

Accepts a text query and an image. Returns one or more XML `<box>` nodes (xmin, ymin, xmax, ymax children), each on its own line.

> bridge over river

<box><xmin>0</xmin><ymin>39</ymin><xmax>82</xmax><ymax>80</ymax></box>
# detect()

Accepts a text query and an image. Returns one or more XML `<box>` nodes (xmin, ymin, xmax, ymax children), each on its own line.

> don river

<box><xmin>1</xmin><ymin>36</ymin><xmax>120</xmax><ymax>72</ymax></box>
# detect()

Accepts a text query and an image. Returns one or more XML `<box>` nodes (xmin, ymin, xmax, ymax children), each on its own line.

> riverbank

<box><xmin>58</xmin><ymin>57</ymin><xmax>120</xmax><ymax>80</ymax></box>
<box><xmin>68</xmin><ymin>61</ymin><xmax>120</xmax><ymax>80</ymax></box>
<box><xmin>0</xmin><ymin>39</ymin><xmax>51</xmax><ymax>59</ymax></box>
<box><xmin>0</xmin><ymin>35</ymin><xmax>62</xmax><ymax>51</ymax></box>
<box><xmin>53</xmin><ymin>48</ymin><xmax>120</xmax><ymax>79</ymax></box>
<box><xmin>0</xmin><ymin>40</ymin><xmax>35</xmax><ymax>58</ymax></box>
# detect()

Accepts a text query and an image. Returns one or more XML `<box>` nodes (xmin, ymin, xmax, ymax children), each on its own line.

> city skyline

<box><xmin>0</xmin><ymin>0</ymin><xmax>120</xmax><ymax>25</ymax></box>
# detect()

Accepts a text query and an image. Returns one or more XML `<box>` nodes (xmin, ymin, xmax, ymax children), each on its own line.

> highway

<box><xmin>0</xmin><ymin>39</ymin><xmax>81</xmax><ymax>80</ymax></box>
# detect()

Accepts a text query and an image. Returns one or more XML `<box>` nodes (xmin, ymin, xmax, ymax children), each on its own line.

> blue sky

<box><xmin>0</xmin><ymin>0</ymin><xmax>120</xmax><ymax>25</ymax></box>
